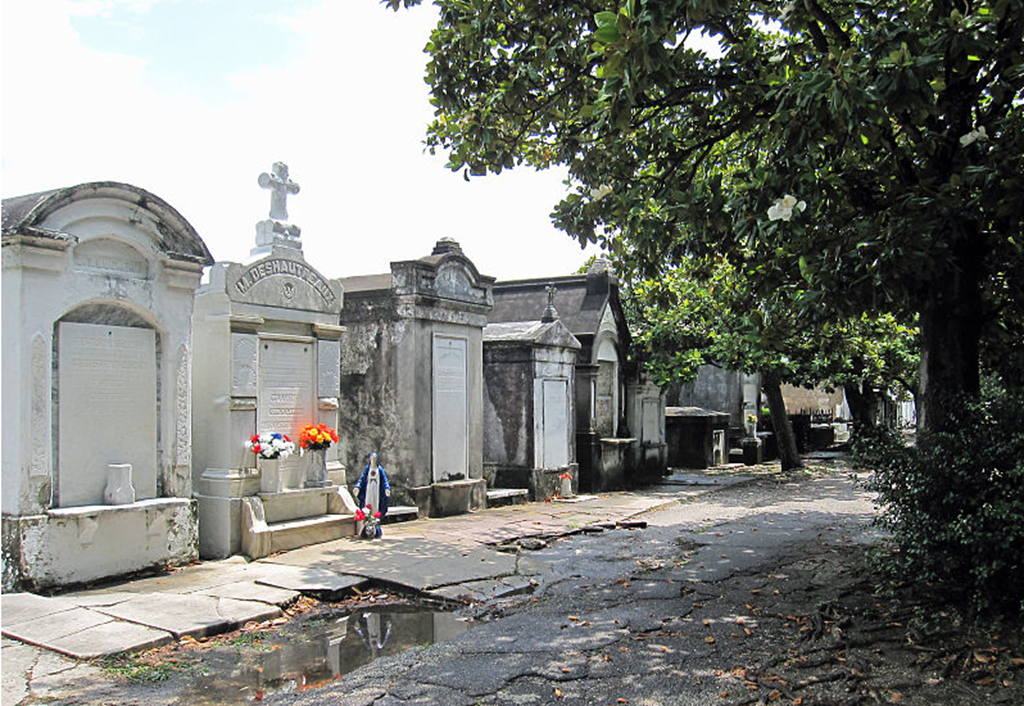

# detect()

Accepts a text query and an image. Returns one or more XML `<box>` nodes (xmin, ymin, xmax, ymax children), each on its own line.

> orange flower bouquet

<box><xmin>298</xmin><ymin>423</ymin><xmax>339</xmax><ymax>451</ymax></box>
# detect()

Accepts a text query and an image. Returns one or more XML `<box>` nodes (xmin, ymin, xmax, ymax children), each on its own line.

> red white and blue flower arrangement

<box><xmin>246</xmin><ymin>433</ymin><xmax>296</xmax><ymax>460</ymax></box>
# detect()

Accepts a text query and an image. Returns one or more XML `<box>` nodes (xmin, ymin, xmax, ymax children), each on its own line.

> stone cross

<box><xmin>258</xmin><ymin>162</ymin><xmax>300</xmax><ymax>221</ymax></box>
<box><xmin>541</xmin><ymin>284</ymin><xmax>559</xmax><ymax>323</ymax></box>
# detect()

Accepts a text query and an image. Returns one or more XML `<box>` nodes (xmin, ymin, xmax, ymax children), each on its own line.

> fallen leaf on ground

<box><xmin>554</xmin><ymin>688</ymin><xmax>563</xmax><ymax>698</ymax></box>
<box><xmin>705</xmin><ymin>637</ymin><xmax>716</xmax><ymax>644</ymax></box>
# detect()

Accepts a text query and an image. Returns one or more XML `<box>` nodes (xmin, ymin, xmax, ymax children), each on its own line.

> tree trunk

<box><xmin>845</xmin><ymin>383</ymin><xmax>879</xmax><ymax>440</ymax></box>
<box><xmin>917</xmin><ymin>236</ymin><xmax>984</xmax><ymax>435</ymax></box>
<box><xmin>762</xmin><ymin>369</ymin><xmax>802</xmax><ymax>472</ymax></box>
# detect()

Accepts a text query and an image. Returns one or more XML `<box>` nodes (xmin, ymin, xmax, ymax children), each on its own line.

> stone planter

<box><xmin>431</xmin><ymin>478</ymin><xmax>479</xmax><ymax>516</ymax></box>
<box><xmin>304</xmin><ymin>448</ymin><xmax>329</xmax><ymax>488</ymax></box>
<box><xmin>104</xmin><ymin>463</ymin><xmax>136</xmax><ymax>505</ymax></box>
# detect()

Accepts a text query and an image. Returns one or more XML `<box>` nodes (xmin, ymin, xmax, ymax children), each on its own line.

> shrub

<box><xmin>856</xmin><ymin>391</ymin><xmax>1024</xmax><ymax>614</ymax></box>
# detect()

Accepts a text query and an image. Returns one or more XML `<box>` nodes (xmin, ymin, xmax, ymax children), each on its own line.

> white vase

<box><xmin>560</xmin><ymin>475</ymin><xmax>573</xmax><ymax>498</ymax></box>
<box><xmin>259</xmin><ymin>457</ymin><xmax>282</xmax><ymax>494</ymax></box>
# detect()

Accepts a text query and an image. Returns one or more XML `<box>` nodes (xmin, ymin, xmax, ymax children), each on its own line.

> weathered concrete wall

<box><xmin>338</xmin><ymin>296</ymin><xmax>415</xmax><ymax>496</ymax></box>
<box><xmin>670</xmin><ymin>365</ymin><xmax>746</xmax><ymax>426</ymax></box>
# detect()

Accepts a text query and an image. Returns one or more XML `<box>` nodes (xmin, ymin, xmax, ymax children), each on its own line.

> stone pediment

<box><xmin>391</xmin><ymin>238</ymin><xmax>495</xmax><ymax>309</ymax></box>
<box><xmin>225</xmin><ymin>250</ymin><xmax>342</xmax><ymax>314</ymax></box>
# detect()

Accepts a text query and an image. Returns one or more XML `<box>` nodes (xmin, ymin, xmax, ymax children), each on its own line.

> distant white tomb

<box><xmin>1</xmin><ymin>182</ymin><xmax>213</xmax><ymax>591</ymax></box>
<box><xmin>191</xmin><ymin>163</ymin><xmax>354</xmax><ymax>560</ymax></box>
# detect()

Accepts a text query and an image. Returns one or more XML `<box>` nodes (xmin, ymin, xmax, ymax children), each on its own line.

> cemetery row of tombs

<box><xmin>1</xmin><ymin>175</ymin><xmax>766</xmax><ymax>592</ymax></box>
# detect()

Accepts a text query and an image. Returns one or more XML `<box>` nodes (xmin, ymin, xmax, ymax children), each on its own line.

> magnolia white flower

<box><xmin>959</xmin><ymin>125</ymin><xmax>988</xmax><ymax>146</ymax></box>
<box><xmin>767</xmin><ymin>194</ymin><xmax>807</xmax><ymax>222</ymax></box>
<box><xmin>589</xmin><ymin>184</ymin><xmax>614</xmax><ymax>201</ymax></box>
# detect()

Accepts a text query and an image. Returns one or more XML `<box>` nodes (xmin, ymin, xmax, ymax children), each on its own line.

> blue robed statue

<box><xmin>353</xmin><ymin>452</ymin><xmax>390</xmax><ymax>538</ymax></box>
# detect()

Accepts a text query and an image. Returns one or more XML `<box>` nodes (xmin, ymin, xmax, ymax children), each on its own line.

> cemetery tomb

<box><xmin>490</xmin><ymin>259</ymin><xmax>666</xmax><ymax>493</ymax></box>
<box><xmin>482</xmin><ymin>287</ymin><xmax>581</xmax><ymax>500</ymax></box>
<box><xmin>191</xmin><ymin>164</ymin><xmax>355</xmax><ymax>560</ymax></box>
<box><xmin>1</xmin><ymin>182</ymin><xmax>212</xmax><ymax>591</ymax></box>
<box><xmin>339</xmin><ymin>238</ymin><xmax>495</xmax><ymax>518</ymax></box>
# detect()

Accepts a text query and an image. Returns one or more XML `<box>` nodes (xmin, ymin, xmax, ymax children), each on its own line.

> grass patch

<box><xmin>101</xmin><ymin>656</ymin><xmax>176</xmax><ymax>683</ymax></box>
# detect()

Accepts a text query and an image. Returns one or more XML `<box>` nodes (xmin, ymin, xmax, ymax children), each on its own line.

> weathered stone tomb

<box><xmin>191</xmin><ymin>164</ymin><xmax>353</xmax><ymax>560</ymax></box>
<box><xmin>2</xmin><ymin>182</ymin><xmax>212</xmax><ymax>590</ymax></box>
<box><xmin>482</xmin><ymin>287</ymin><xmax>582</xmax><ymax>500</ymax></box>
<box><xmin>338</xmin><ymin>238</ymin><xmax>494</xmax><ymax>517</ymax></box>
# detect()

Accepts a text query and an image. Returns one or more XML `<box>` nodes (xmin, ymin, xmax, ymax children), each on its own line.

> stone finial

<box><xmin>541</xmin><ymin>284</ymin><xmax>559</xmax><ymax>323</ymax></box>
<box><xmin>431</xmin><ymin>237</ymin><xmax>463</xmax><ymax>256</ymax></box>
<box><xmin>587</xmin><ymin>257</ymin><xmax>613</xmax><ymax>276</ymax></box>
<box><xmin>258</xmin><ymin>162</ymin><xmax>300</xmax><ymax>221</ymax></box>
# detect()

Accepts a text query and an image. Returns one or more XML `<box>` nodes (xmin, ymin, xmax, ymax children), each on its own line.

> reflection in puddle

<box><xmin>179</xmin><ymin>607</ymin><xmax>472</xmax><ymax>703</ymax></box>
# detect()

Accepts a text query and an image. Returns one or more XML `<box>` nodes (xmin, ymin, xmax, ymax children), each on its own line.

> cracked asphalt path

<box><xmin>266</xmin><ymin>470</ymin><xmax>880</xmax><ymax>706</ymax></box>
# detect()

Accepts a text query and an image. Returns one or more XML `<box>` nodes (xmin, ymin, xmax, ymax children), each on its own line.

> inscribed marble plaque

<box><xmin>57</xmin><ymin>322</ymin><xmax>157</xmax><ymax>507</ymax></box>
<box><xmin>432</xmin><ymin>336</ymin><xmax>468</xmax><ymax>482</ymax></box>
<box><xmin>317</xmin><ymin>339</ymin><xmax>341</xmax><ymax>397</ymax></box>
<box><xmin>542</xmin><ymin>379</ymin><xmax>569</xmax><ymax>468</ymax></box>
<box><xmin>257</xmin><ymin>339</ymin><xmax>315</xmax><ymax>487</ymax></box>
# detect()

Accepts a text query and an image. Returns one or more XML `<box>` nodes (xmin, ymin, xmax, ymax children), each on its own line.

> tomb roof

<box><xmin>2</xmin><ymin>181</ymin><xmax>213</xmax><ymax>265</ymax></box>
<box><xmin>483</xmin><ymin>320</ymin><xmax>582</xmax><ymax>349</ymax></box>
<box><xmin>489</xmin><ymin>267</ymin><xmax>630</xmax><ymax>347</ymax></box>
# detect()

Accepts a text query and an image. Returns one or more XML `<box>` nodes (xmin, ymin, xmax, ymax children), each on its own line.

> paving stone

<box><xmin>91</xmin><ymin>593</ymin><xmax>280</xmax><ymax>639</ymax></box>
<box><xmin>0</xmin><ymin>593</ymin><xmax>77</xmax><ymax>626</ymax></box>
<box><xmin>245</xmin><ymin>563</ymin><xmax>367</xmax><ymax>594</ymax></box>
<box><xmin>3</xmin><ymin>606</ymin><xmax>112</xmax><ymax>645</ymax></box>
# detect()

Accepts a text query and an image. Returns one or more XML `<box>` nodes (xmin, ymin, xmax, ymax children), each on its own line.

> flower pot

<box><xmin>259</xmin><ymin>457</ymin><xmax>282</xmax><ymax>494</ymax></box>
<box><xmin>305</xmin><ymin>448</ymin><xmax>329</xmax><ymax>488</ymax></box>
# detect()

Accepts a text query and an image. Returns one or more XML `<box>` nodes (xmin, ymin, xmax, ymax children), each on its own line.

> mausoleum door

<box><xmin>432</xmin><ymin>335</ymin><xmax>469</xmax><ymax>482</ymax></box>
<box><xmin>56</xmin><ymin>321</ymin><xmax>158</xmax><ymax>507</ymax></box>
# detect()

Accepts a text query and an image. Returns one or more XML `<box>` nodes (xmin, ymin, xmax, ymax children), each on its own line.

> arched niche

<box><xmin>53</xmin><ymin>301</ymin><xmax>161</xmax><ymax>507</ymax></box>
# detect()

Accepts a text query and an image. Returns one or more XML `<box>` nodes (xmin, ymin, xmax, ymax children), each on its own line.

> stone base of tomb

<box><xmin>430</xmin><ymin>478</ymin><xmax>486</xmax><ymax>517</ymax></box>
<box><xmin>487</xmin><ymin>463</ymin><xmax>579</xmax><ymax>502</ymax></box>
<box><xmin>592</xmin><ymin>438</ymin><xmax>637</xmax><ymax>493</ymax></box>
<box><xmin>485</xmin><ymin>488</ymin><xmax>530</xmax><ymax>507</ymax></box>
<box><xmin>1</xmin><ymin>499</ymin><xmax>197</xmax><ymax>592</ymax></box>
<box><xmin>240</xmin><ymin>485</ymin><xmax>358</xmax><ymax>560</ymax></box>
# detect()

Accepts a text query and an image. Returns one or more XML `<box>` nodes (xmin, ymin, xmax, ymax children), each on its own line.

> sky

<box><xmin>1</xmin><ymin>0</ymin><xmax>599</xmax><ymax>281</ymax></box>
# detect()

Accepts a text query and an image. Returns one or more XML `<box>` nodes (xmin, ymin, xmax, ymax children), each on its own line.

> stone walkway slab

<box><xmin>33</xmin><ymin>619</ymin><xmax>172</xmax><ymax>659</ymax></box>
<box><xmin>3</xmin><ymin>606</ymin><xmax>112</xmax><ymax>645</ymax></box>
<box><xmin>245</xmin><ymin>562</ymin><xmax>367</xmax><ymax>595</ymax></box>
<box><xmin>191</xmin><ymin>580</ymin><xmax>300</xmax><ymax>606</ymax></box>
<box><xmin>91</xmin><ymin>593</ymin><xmax>281</xmax><ymax>639</ymax></box>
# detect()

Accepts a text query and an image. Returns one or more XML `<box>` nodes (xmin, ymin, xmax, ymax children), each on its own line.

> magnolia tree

<box><xmin>625</xmin><ymin>257</ymin><xmax>918</xmax><ymax>469</ymax></box>
<box><xmin>391</xmin><ymin>0</ymin><xmax>1023</xmax><ymax>434</ymax></box>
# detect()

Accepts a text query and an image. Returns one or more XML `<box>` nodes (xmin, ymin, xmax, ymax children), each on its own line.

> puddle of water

<box><xmin>177</xmin><ymin>606</ymin><xmax>472</xmax><ymax>703</ymax></box>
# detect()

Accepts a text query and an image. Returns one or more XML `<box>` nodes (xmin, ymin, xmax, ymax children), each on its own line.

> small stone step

<box><xmin>382</xmin><ymin>505</ymin><xmax>418</xmax><ymax>524</ymax></box>
<box><xmin>728</xmin><ymin>448</ymin><xmax>744</xmax><ymax>463</ymax></box>
<box><xmin>486</xmin><ymin>488</ymin><xmax>530</xmax><ymax>508</ymax></box>
<box><xmin>263</xmin><ymin>514</ymin><xmax>355</xmax><ymax>555</ymax></box>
